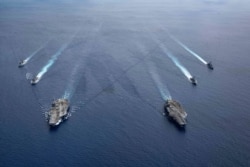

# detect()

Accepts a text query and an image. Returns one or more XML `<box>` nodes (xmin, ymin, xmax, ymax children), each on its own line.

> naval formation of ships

<box><xmin>19</xmin><ymin>60</ymin><xmax>71</xmax><ymax>127</ymax></box>
<box><xmin>18</xmin><ymin>49</ymin><xmax>214</xmax><ymax>128</ymax></box>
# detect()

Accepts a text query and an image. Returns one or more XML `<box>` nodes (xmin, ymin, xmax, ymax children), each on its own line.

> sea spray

<box><xmin>36</xmin><ymin>43</ymin><xmax>68</xmax><ymax>79</ymax></box>
<box><xmin>169</xmin><ymin>35</ymin><xmax>207</xmax><ymax>64</ymax></box>
<box><xmin>62</xmin><ymin>64</ymin><xmax>81</xmax><ymax>101</ymax></box>
<box><xmin>147</xmin><ymin>63</ymin><xmax>171</xmax><ymax>100</ymax></box>
<box><xmin>26</xmin><ymin>72</ymin><xmax>33</xmax><ymax>80</ymax></box>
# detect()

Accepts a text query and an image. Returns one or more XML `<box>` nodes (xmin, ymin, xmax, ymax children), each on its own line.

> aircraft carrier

<box><xmin>164</xmin><ymin>99</ymin><xmax>187</xmax><ymax>127</ymax></box>
<box><xmin>48</xmin><ymin>98</ymin><xmax>70</xmax><ymax>126</ymax></box>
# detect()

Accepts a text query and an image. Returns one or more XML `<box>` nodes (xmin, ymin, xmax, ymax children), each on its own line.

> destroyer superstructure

<box><xmin>18</xmin><ymin>60</ymin><xmax>27</xmax><ymax>67</ymax></box>
<box><xmin>189</xmin><ymin>76</ymin><xmax>197</xmax><ymax>86</ymax></box>
<box><xmin>207</xmin><ymin>62</ymin><xmax>214</xmax><ymax>70</ymax></box>
<box><xmin>30</xmin><ymin>76</ymin><xmax>40</xmax><ymax>85</ymax></box>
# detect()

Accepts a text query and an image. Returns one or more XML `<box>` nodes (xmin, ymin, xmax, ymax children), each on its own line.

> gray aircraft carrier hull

<box><xmin>48</xmin><ymin>99</ymin><xmax>69</xmax><ymax>126</ymax></box>
<box><xmin>164</xmin><ymin>99</ymin><xmax>187</xmax><ymax>126</ymax></box>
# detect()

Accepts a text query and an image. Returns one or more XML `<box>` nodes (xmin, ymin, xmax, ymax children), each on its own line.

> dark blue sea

<box><xmin>1</xmin><ymin>0</ymin><xmax>250</xmax><ymax>166</ymax></box>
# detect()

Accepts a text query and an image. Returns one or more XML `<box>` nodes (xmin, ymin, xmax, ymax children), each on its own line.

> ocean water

<box><xmin>0</xmin><ymin>0</ymin><xmax>250</xmax><ymax>166</ymax></box>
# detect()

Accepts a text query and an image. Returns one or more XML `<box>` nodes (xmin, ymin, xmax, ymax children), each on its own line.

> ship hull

<box><xmin>30</xmin><ymin>77</ymin><xmax>40</xmax><ymax>85</ymax></box>
<box><xmin>164</xmin><ymin>100</ymin><xmax>187</xmax><ymax>127</ymax></box>
<box><xmin>18</xmin><ymin>60</ymin><xmax>27</xmax><ymax>68</ymax></box>
<box><xmin>48</xmin><ymin>99</ymin><xmax>70</xmax><ymax>127</ymax></box>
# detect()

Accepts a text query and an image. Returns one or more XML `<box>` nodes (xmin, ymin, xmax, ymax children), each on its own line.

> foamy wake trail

<box><xmin>35</xmin><ymin>31</ymin><xmax>78</xmax><ymax>81</ymax></box>
<box><xmin>24</xmin><ymin>40</ymin><xmax>50</xmax><ymax>63</ymax></box>
<box><xmin>36</xmin><ymin>43</ymin><xmax>68</xmax><ymax>79</ymax></box>
<box><xmin>62</xmin><ymin>64</ymin><xmax>80</xmax><ymax>101</ymax></box>
<box><xmin>169</xmin><ymin>35</ymin><xmax>207</xmax><ymax>64</ymax></box>
<box><xmin>159</xmin><ymin>43</ymin><xmax>192</xmax><ymax>79</ymax></box>
<box><xmin>148</xmin><ymin>64</ymin><xmax>171</xmax><ymax>100</ymax></box>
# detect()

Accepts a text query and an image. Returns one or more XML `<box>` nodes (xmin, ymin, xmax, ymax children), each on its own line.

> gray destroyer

<box><xmin>48</xmin><ymin>98</ymin><xmax>70</xmax><ymax>126</ymax></box>
<box><xmin>164</xmin><ymin>99</ymin><xmax>187</xmax><ymax>126</ymax></box>
<box><xmin>18</xmin><ymin>59</ymin><xmax>27</xmax><ymax>67</ymax></box>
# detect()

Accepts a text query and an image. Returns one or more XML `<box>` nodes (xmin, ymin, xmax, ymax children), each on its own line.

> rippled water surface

<box><xmin>1</xmin><ymin>0</ymin><xmax>250</xmax><ymax>166</ymax></box>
